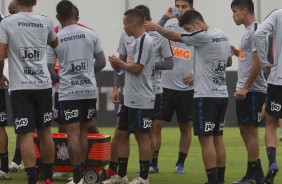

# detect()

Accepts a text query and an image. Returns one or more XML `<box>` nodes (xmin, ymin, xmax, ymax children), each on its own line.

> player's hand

<box><xmin>165</xmin><ymin>7</ymin><xmax>179</xmax><ymax>19</ymax></box>
<box><xmin>0</xmin><ymin>74</ymin><xmax>9</xmax><ymax>89</ymax></box>
<box><xmin>108</xmin><ymin>55</ymin><xmax>120</xmax><ymax>67</ymax></box>
<box><xmin>230</xmin><ymin>45</ymin><xmax>238</xmax><ymax>57</ymax></box>
<box><xmin>234</xmin><ymin>88</ymin><xmax>248</xmax><ymax>100</ymax></box>
<box><xmin>144</xmin><ymin>21</ymin><xmax>159</xmax><ymax>32</ymax></box>
<box><xmin>183</xmin><ymin>73</ymin><xmax>193</xmax><ymax>85</ymax></box>
<box><xmin>111</xmin><ymin>86</ymin><xmax>120</xmax><ymax>104</ymax></box>
<box><xmin>263</xmin><ymin>64</ymin><xmax>276</xmax><ymax>78</ymax></box>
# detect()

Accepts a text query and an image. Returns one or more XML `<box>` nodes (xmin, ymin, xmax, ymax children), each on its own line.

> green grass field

<box><xmin>3</xmin><ymin>126</ymin><xmax>282</xmax><ymax>184</ymax></box>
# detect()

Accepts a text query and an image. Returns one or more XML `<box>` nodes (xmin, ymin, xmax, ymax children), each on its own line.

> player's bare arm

<box><xmin>48</xmin><ymin>36</ymin><xmax>59</xmax><ymax>48</ymax></box>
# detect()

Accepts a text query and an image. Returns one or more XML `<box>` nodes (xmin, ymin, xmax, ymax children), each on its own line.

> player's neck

<box><xmin>61</xmin><ymin>20</ymin><xmax>75</xmax><ymax>29</ymax></box>
<box><xmin>18</xmin><ymin>6</ymin><xmax>33</xmax><ymax>12</ymax></box>
<box><xmin>243</xmin><ymin>15</ymin><xmax>256</xmax><ymax>28</ymax></box>
<box><xmin>133</xmin><ymin>27</ymin><xmax>146</xmax><ymax>39</ymax></box>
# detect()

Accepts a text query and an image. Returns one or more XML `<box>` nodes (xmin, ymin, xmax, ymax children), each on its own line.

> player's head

<box><xmin>134</xmin><ymin>5</ymin><xmax>151</xmax><ymax>21</ymax></box>
<box><xmin>231</xmin><ymin>0</ymin><xmax>255</xmax><ymax>25</ymax></box>
<box><xmin>16</xmin><ymin>0</ymin><xmax>36</xmax><ymax>7</ymax></box>
<box><xmin>73</xmin><ymin>5</ymin><xmax>80</xmax><ymax>23</ymax></box>
<box><xmin>8</xmin><ymin>0</ymin><xmax>18</xmax><ymax>14</ymax></box>
<box><xmin>179</xmin><ymin>10</ymin><xmax>205</xmax><ymax>32</ymax></box>
<box><xmin>175</xmin><ymin>0</ymin><xmax>194</xmax><ymax>19</ymax></box>
<box><xmin>56</xmin><ymin>0</ymin><xmax>74</xmax><ymax>21</ymax></box>
<box><xmin>123</xmin><ymin>9</ymin><xmax>144</xmax><ymax>36</ymax></box>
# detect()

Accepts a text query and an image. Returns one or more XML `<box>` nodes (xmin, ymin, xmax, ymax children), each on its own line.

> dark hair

<box><xmin>134</xmin><ymin>5</ymin><xmax>151</xmax><ymax>21</ymax></box>
<box><xmin>124</xmin><ymin>9</ymin><xmax>144</xmax><ymax>25</ymax></box>
<box><xmin>175</xmin><ymin>0</ymin><xmax>193</xmax><ymax>8</ymax></box>
<box><xmin>73</xmin><ymin>5</ymin><xmax>79</xmax><ymax>20</ymax></box>
<box><xmin>231</xmin><ymin>0</ymin><xmax>254</xmax><ymax>14</ymax></box>
<box><xmin>179</xmin><ymin>10</ymin><xmax>204</xmax><ymax>27</ymax></box>
<box><xmin>18</xmin><ymin>0</ymin><xmax>36</xmax><ymax>6</ymax></box>
<box><xmin>56</xmin><ymin>0</ymin><xmax>74</xmax><ymax>20</ymax></box>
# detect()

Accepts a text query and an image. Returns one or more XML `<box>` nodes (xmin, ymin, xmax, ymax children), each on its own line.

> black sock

<box><xmin>81</xmin><ymin>162</ymin><xmax>85</xmax><ymax>177</ymax></box>
<box><xmin>217</xmin><ymin>166</ymin><xmax>225</xmax><ymax>183</ymax></box>
<box><xmin>25</xmin><ymin>167</ymin><xmax>37</xmax><ymax>184</ymax></box>
<box><xmin>117</xmin><ymin>157</ymin><xmax>128</xmax><ymax>177</ymax></box>
<box><xmin>12</xmin><ymin>149</ymin><xmax>22</xmax><ymax>165</ymax></box>
<box><xmin>72</xmin><ymin>164</ymin><xmax>82</xmax><ymax>183</ymax></box>
<box><xmin>246</xmin><ymin>161</ymin><xmax>256</xmax><ymax>179</ymax></box>
<box><xmin>151</xmin><ymin>150</ymin><xmax>159</xmax><ymax>166</ymax></box>
<box><xmin>256</xmin><ymin>159</ymin><xmax>264</xmax><ymax>178</ymax></box>
<box><xmin>266</xmin><ymin>147</ymin><xmax>276</xmax><ymax>166</ymax></box>
<box><xmin>43</xmin><ymin>163</ymin><xmax>53</xmax><ymax>181</ymax></box>
<box><xmin>176</xmin><ymin>152</ymin><xmax>187</xmax><ymax>166</ymax></box>
<box><xmin>109</xmin><ymin>161</ymin><xmax>118</xmax><ymax>172</ymax></box>
<box><xmin>0</xmin><ymin>152</ymin><xmax>9</xmax><ymax>173</ymax></box>
<box><xmin>139</xmin><ymin>160</ymin><xmax>150</xmax><ymax>180</ymax></box>
<box><xmin>206</xmin><ymin>168</ymin><xmax>218</xmax><ymax>184</ymax></box>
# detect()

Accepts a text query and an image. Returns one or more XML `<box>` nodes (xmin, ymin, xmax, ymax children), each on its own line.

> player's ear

<box><xmin>56</xmin><ymin>15</ymin><xmax>60</xmax><ymax>22</ymax></box>
<box><xmin>32</xmin><ymin>0</ymin><xmax>37</xmax><ymax>6</ymax></box>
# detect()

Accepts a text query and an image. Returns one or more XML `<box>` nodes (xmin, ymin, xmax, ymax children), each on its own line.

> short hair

<box><xmin>175</xmin><ymin>0</ymin><xmax>193</xmax><ymax>8</ymax></box>
<box><xmin>124</xmin><ymin>9</ymin><xmax>144</xmax><ymax>26</ymax></box>
<box><xmin>134</xmin><ymin>5</ymin><xmax>151</xmax><ymax>21</ymax></box>
<box><xmin>73</xmin><ymin>5</ymin><xmax>79</xmax><ymax>20</ymax></box>
<box><xmin>18</xmin><ymin>0</ymin><xmax>36</xmax><ymax>6</ymax></box>
<box><xmin>231</xmin><ymin>0</ymin><xmax>254</xmax><ymax>14</ymax></box>
<box><xmin>179</xmin><ymin>10</ymin><xmax>204</xmax><ymax>27</ymax></box>
<box><xmin>56</xmin><ymin>0</ymin><xmax>74</xmax><ymax>20</ymax></box>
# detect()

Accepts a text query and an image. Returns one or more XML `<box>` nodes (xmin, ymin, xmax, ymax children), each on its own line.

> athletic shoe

<box><xmin>0</xmin><ymin>170</ymin><xmax>11</xmax><ymax>180</ymax></box>
<box><xmin>43</xmin><ymin>178</ymin><xmax>53</xmax><ymax>184</ymax></box>
<box><xmin>149</xmin><ymin>166</ymin><xmax>159</xmax><ymax>173</ymax></box>
<box><xmin>255</xmin><ymin>175</ymin><xmax>264</xmax><ymax>184</ymax></box>
<box><xmin>9</xmin><ymin>161</ymin><xmax>24</xmax><ymax>172</ymax></box>
<box><xmin>67</xmin><ymin>178</ymin><xmax>84</xmax><ymax>184</ymax></box>
<box><xmin>232</xmin><ymin>176</ymin><xmax>256</xmax><ymax>184</ymax></box>
<box><xmin>106</xmin><ymin>168</ymin><xmax>117</xmax><ymax>179</ymax></box>
<box><xmin>175</xmin><ymin>164</ymin><xmax>184</xmax><ymax>174</ymax></box>
<box><xmin>53</xmin><ymin>172</ymin><xmax>67</xmax><ymax>177</ymax></box>
<box><xmin>129</xmin><ymin>177</ymin><xmax>149</xmax><ymax>184</ymax></box>
<box><xmin>263</xmin><ymin>162</ymin><xmax>279</xmax><ymax>184</ymax></box>
<box><xmin>102</xmin><ymin>175</ymin><xmax>129</xmax><ymax>184</ymax></box>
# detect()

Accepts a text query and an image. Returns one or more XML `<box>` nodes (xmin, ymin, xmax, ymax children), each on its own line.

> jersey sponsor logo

<box><xmin>57</xmin><ymin>143</ymin><xmax>69</xmax><ymax>161</ymax></box>
<box><xmin>60</xmin><ymin>34</ymin><xmax>85</xmax><ymax>43</ymax></box>
<box><xmin>0</xmin><ymin>112</ymin><xmax>7</xmax><ymax>122</ymax></box>
<box><xmin>23</xmin><ymin>66</ymin><xmax>44</xmax><ymax>75</ymax></box>
<box><xmin>204</xmin><ymin>122</ymin><xmax>215</xmax><ymax>132</ymax></box>
<box><xmin>67</xmin><ymin>89</ymin><xmax>96</xmax><ymax>96</ymax></box>
<box><xmin>64</xmin><ymin>109</ymin><xmax>79</xmax><ymax>120</ymax></box>
<box><xmin>21</xmin><ymin>79</ymin><xmax>51</xmax><ymax>86</ymax></box>
<box><xmin>18</xmin><ymin>22</ymin><xmax>43</xmax><ymax>27</ymax></box>
<box><xmin>71</xmin><ymin>78</ymin><xmax>93</xmax><ymax>86</ymax></box>
<box><xmin>213</xmin><ymin>61</ymin><xmax>226</xmax><ymax>72</ymax></box>
<box><xmin>212</xmin><ymin>88</ymin><xmax>227</xmax><ymax>94</ymax></box>
<box><xmin>238</xmin><ymin>50</ymin><xmax>245</xmax><ymax>60</ymax></box>
<box><xmin>212</xmin><ymin>37</ymin><xmax>228</xmax><ymax>43</ymax></box>
<box><xmin>68</xmin><ymin>60</ymin><xmax>88</xmax><ymax>73</ymax></box>
<box><xmin>15</xmin><ymin>118</ymin><xmax>28</xmax><ymax>129</ymax></box>
<box><xmin>20</xmin><ymin>47</ymin><xmax>43</xmax><ymax>61</ymax></box>
<box><xmin>143</xmin><ymin>118</ymin><xmax>152</xmax><ymax>128</ymax></box>
<box><xmin>212</xmin><ymin>77</ymin><xmax>226</xmax><ymax>86</ymax></box>
<box><xmin>87</xmin><ymin>109</ymin><xmax>96</xmax><ymax>119</ymax></box>
<box><xmin>271</xmin><ymin>101</ymin><xmax>281</xmax><ymax>112</ymax></box>
<box><xmin>171</xmin><ymin>47</ymin><xmax>191</xmax><ymax>60</ymax></box>
<box><xmin>44</xmin><ymin>112</ymin><xmax>52</xmax><ymax>123</ymax></box>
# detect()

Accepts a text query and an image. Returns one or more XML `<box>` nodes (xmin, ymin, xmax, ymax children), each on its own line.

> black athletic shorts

<box><xmin>59</xmin><ymin>98</ymin><xmax>97</xmax><ymax>124</ymax></box>
<box><xmin>159</xmin><ymin>88</ymin><xmax>193</xmax><ymax>123</ymax></box>
<box><xmin>152</xmin><ymin>93</ymin><xmax>162</xmax><ymax>120</ymax></box>
<box><xmin>193</xmin><ymin>97</ymin><xmax>228</xmax><ymax>136</ymax></box>
<box><xmin>236</xmin><ymin>91</ymin><xmax>266</xmax><ymax>126</ymax></box>
<box><xmin>117</xmin><ymin>95</ymin><xmax>126</xmax><ymax>117</ymax></box>
<box><xmin>10</xmin><ymin>88</ymin><xmax>53</xmax><ymax>134</ymax></box>
<box><xmin>0</xmin><ymin>89</ymin><xmax>7</xmax><ymax>126</ymax></box>
<box><xmin>265</xmin><ymin>84</ymin><xmax>282</xmax><ymax>119</ymax></box>
<box><xmin>118</xmin><ymin>106</ymin><xmax>153</xmax><ymax>133</ymax></box>
<box><xmin>53</xmin><ymin>92</ymin><xmax>63</xmax><ymax>123</ymax></box>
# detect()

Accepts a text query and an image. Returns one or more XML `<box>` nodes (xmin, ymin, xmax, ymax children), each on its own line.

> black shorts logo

<box><xmin>44</xmin><ymin>112</ymin><xmax>52</xmax><ymax>123</ymax></box>
<box><xmin>271</xmin><ymin>101</ymin><xmax>281</xmax><ymax>112</ymax></box>
<box><xmin>0</xmin><ymin>112</ymin><xmax>7</xmax><ymax>122</ymax></box>
<box><xmin>143</xmin><ymin>118</ymin><xmax>152</xmax><ymax>128</ymax></box>
<box><xmin>87</xmin><ymin>109</ymin><xmax>96</xmax><ymax>119</ymax></box>
<box><xmin>205</xmin><ymin>122</ymin><xmax>215</xmax><ymax>132</ymax></box>
<box><xmin>64</xmin><ymin>110</ymin><xmax>79</xmax><ymax>120</ymax></box>
<box><xmin>15</xmin><ymin>118</ymin><xmax>28</xmax><ymax>129</ymax></box>
<box><xmin>20</xmin><ymin>47</ymin><xmax>43</xmax><ymax>62</ymax></box>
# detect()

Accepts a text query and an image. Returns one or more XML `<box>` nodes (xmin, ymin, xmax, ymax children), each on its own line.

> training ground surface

<box><xmin>4</xmin><ymin>127</ymin><xmax>282</xmax><ymax>184</ymax></box>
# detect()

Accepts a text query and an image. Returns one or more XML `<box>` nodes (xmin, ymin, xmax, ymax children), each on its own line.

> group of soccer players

<box><xmin>0</xmin><ymin>0</ymin><xmax>282</xmax><ymax>184</ymax></box>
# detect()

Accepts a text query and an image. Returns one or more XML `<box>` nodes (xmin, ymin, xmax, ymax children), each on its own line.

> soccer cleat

<box><xmin>9</xmin><ymin>161</ymin><xmax>24</xmax><ymax>172</ymax></box>
<box><xmin>67</xmin><ymin>178</ymin><xmax>84</xmax><ymax>184</ymax></box>
<box><xmin>263</xmin><ymin>162</ymin><xmax>279</xmax><ymax>184</ymax></box>
<box><xmin>129</xmin><ymin>177</ymin><xmax>149</xmax><ymax>184</ymax></box>
<box><xmin>102</xmin><ymin>175</ymin><xmax>129</xmax><ymax>184</ymax></box>
<box><xmin>106</xmin><ymin>168</ymin><xmax>117</xmax><ymax>179</ymax></box>
<box><xmin>149</xmin><ymin>166</ymin><xmax>159</xmax><ymax>174</ymax></box>
<box><xmin>255</xmin><ymin>175</ymin><xmax>264</xmax><ymax>184</ymax></box>
<box><xmin>0</xmin><ymin>170</ymin><xmax>11</xmax><ymax>180</ymax></box>
<box><xmin>43</xmin><ymin>178</ymin><xmax>53</xmax><ymax>184</ymax></box>
<box><xmin>232</xmin><ymin>176</ymin><xmax>256</xmax><ymax>184</ymax></box>
<box><xmin>175</xmin><ymin>164</ymin><xmax>184</xmax><ymax>174</ymax></box>
<box><xmin>53</xmin><ymin>172</ymin><xmax>67</xmax><ymax>177</ymax></box>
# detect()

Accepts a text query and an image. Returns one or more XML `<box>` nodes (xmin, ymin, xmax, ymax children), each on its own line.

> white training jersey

<box><xmin>255</xmin><ymin>9</ymin><xmax>282</xmax><ymax>86</ymax></box>
<box><xmin>236</xmin><ymin>22</ymin><xmax>267</xmax><ymax>93</ymax></box>
<box><xmin>162</xmin><ymin>23</ymin><xmax>194</xmax><ymax>91</ymax></box>
<box><xmin>47</xmin><ymin>24</ymin><xmax>103</xmax><ymax>101</ymax></box>
<box><xmin>181</xmin><ymin>28</ymin><xmax>230</xmax><ymax>98</ymax></box>
<box><xmin>0</xmin><ymin>12</ymin><xmax>56</xmax><ymax>91</ymax></box>
<box><xmin>124</xmin><ymin>32</ymin><xmax>155</xmax><ymax>109</ymax></box>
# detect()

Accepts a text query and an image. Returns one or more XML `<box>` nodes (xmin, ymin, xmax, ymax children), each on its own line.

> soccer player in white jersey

<box><xmin>255</xmin><ymin>9</ymin><xmax>282</xmax><ymax>184</ymax></box>
<box><xmin>151</xmin><ymin>0</ymin><xmax>194</xmax><ymax>174</ymax></box>
<box><xmin>230</xmin><ymin>1</ymin><xmax>266</xmax><ymax>183</ymax></box>
<box><xmin>0</xmin><ymin>0</ymin><xmax>58</xmax><ymax>184</ymax></box>
<box><xmin>145</xmin><ymin>10</ymin><xmax>232</xmax><ymax>184</ymax></box>
<box><xmin>47</xmin><ymin>1</ymin><xmax>106</xmax><ymax>184</ymax></box>
<box><xmin>104</xmin><ymin>9</ymin><xmax>155</xmax><ymax>184</ymax></box>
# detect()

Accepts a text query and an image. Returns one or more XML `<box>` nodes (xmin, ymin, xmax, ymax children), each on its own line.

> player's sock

<box><xmin>12</xmin><ymin>149</ymin><xmax>22</xmax><ymax>165</ymax></box>
<box><xmin>246</xmin><ymin>161</ymin><xmax>256</xmax><ymax>179</ymax></box>
<box><xmin>118</xmin><ymin>157</ymin><xmax>128</xmax><ymax>177</ymax></box>
<box><xmin>206</xmin><ymin>167</ymin><xmax>218</xmax><ymax>184</ymax></box>
<box><xmin>266</xmin><ymin>147</ymin><xmax>276</xmax><ymax>166</ymax></box>
<box><xmin>25</xmin><ymin>167</ymin><xmax>37</xmax><ymax>184</ymax></box>
<box><xmin>109</xmin><ymin>161</ymin><xmax>118</xmax><ymax>172</ymax></box>
<box><xmin>44</xmin><ymin>163</ymin><xmax>53</xmax><ymax>181</ymax></box>
<box><xmin>139</xmin><ymin>160</ymin><xmax>150</xmax><ymax>180</ymax></box>
<box><xmin>217</xmin><ymin>166</ymin><xmax>225</xmax><ymax>183</ymax></box>
<box><xmin>72</xmin><ymin>164</ymin><xmax>82</xmax><ymax>183</ymax></box>
<box><xmin>81</xmin><ymin>162</ymin><xmax>85</xmax><ymax>177</ymax></box>
<box><xmin>0</xmin><ymin>152</ymin><xmax>9</xmax><ymax>173</ymax></box>
<box><xmin>175</xmin><ymin>152</ymin><xmax>187</xmax><ymax>166</ymax></box>
<box><xmin>256</xmin><ymin>159</ymin><xmax>264</xmax><ymax>177</ymax></box>
<box><xmin>151</xmin><ymin>150</ymin><xmax>159</xmax><ymax>166</ymax></box>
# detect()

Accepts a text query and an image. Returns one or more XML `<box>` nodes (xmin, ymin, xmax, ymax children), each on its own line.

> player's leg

<box><xmin>150</xmin><ymin>119</ymin><xmax>164</xmax><ymax>171</ymax></box>
<box><xmin>279</xmin><ymin>119</ymin><xmax>282</xmax><ymax>141</ymax></box>
<box><xmin>9</xmin><ymin>134</ymin><xmax>24</xmax><ymax>172</ymax></box>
